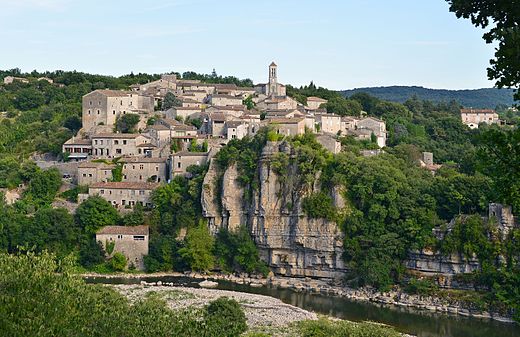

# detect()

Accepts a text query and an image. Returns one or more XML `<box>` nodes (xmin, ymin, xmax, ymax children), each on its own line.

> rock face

<box><xmin>201</xmin><ymin>141</ymin><xmax>346</xmax><ymax>280</ymax></box>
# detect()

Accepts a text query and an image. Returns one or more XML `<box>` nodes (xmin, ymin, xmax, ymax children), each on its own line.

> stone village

<box><xmin>57</xmin><ymin>62</ymin><xmax>508</xmax><ymax>274</ymax></box>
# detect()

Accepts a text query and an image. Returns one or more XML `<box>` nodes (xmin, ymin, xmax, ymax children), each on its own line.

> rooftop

<box><xmin>90</xmin><ymin>182</ymin><xmax>160</xmax><ymax>190</ymax></box>
<box><xmin>97</xmin><ymin>225</ymin><xmax>149</xmax><ymax>236</ymax></box>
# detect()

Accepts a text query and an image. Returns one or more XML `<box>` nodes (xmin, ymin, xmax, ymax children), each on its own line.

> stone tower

<box><xmin>268</xmin><ymin>61</ymin><xmax>278</xmax><ymax>96</ymax></box>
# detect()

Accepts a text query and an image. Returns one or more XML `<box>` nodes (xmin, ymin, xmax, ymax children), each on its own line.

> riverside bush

<box><xmin>298</xmin><ymin>318</ymin><xmax>401</xmax><ymax>337</ymax></box>
<box><xmin>0</xmin><ymin>252</ymin><xmax>250</xmax><ymax>337</ymax></box>
<box><xmin>204</xmin><ymin>297</ymin><xmax>247</xmax><ymax>337</ymax></box>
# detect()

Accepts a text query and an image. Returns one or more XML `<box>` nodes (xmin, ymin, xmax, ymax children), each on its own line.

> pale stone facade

<box><xmin>460</xmin><ymin>108</ymin><xmax>499</xmax><ymax>129</ymax></box>
<box><xmin>306</xmin><ymin>97</ymin><xmax>328</xmax><ymax>110</ymax></box>
<box><xmin>226</xmin><ymin>121</ymin><xmax>248</xmax><ymax>140</ymax></box>
<box><xmin>316</xmin><ymin>113</ymin><xmax>342</xmax><ymax>135</ymax></box>
<box><xmin>82</xmin><ymin>90</ymin><xmax>154</xmax><ymax>133</ymax></box>
<box><xmin>172</xmin><ymin>151</ymin><xmax>209</xmax><ymax>176</ymax></box>
<box><xmin>165</xmin><ymin>106</ymin><xmax>202</xmax><ymax>120</ymax></box>
<box><xmin>77</xmin><ymin>161</ymin><xmax>115</xmax><ymax>185</ymax></box>
<box><xmin>121</xmin><ymin>157</ymin><xmax>168</xmax><ymax>183</ymax></box>
<box><xmin>96</xmin><ymin>225</ymin><xmax>149</xmax><ymax>270</ymax></box>
<box><xmin>62</xmin><ymin>138</ymin><xmax>92</xmax><ymax>160</ymax></box>
<box><xmin>91</xmin><ymin>134</ymin><xmax>154</xmax><ymax>158</ymax></box>
<box><xmin>209</xmin><ymin>94</ymin><xmax>243</xmax><ymax>107</ymax></box>
<box><xmin>3</xmin><ymin>76</ymin><xmax>29</xmax><ymax>85</ymax></box>
<box><xmin>79</xmin><ymin>182</ymin><xmax>159</xmax><ymax>208</ymax></box>
<box><xmin>268</xmin><ymin>118</ymin><xmax>306</xmax><ymax>136</ymax></box>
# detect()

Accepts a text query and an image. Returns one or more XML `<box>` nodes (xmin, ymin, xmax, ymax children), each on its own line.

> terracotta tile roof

<box><xmin>90</xmin><ymin>90</ymin><xmax>134</xmax><ymax>97</ymax></box>
<box><xmin>78</xmin><ymin>161</ymin><xmax>115</xmax><ymax>169</ymax></box>
<box><xmin>92</xmin><ymin>133</ymin><xmax>142</xmax><ymax>139</ymax></box>
<box><xmin>147</xmin><ymin>124</ymin><xmax>169</xmax><ymax>131</ymax></box>
<box><xmin>460</xmin><ymin>108</ymin><xmax>496</xmax><ymax>114</ymax></box>
<box><xmin>307</xmin><ymin>96</ymin><xmax>328</xmax><ymax>102</ymax></box>
<box><xmin>121</xmin><ymin>157</ymin><xmax>166</xmax><ymax>163</ymax></box>
<box><xmin>268</xmin><ymin>117</ymin><xmax>305</xmax><ymax>124</ymax></box>
<box><xmin>90</xmin><ymin>182</ymin><xmax>160</xmax><ymax>190</ymax></box>
<box><xmin>171</xmin><ymin>106</ymin><xmax>202</xmax><ymax>111</ymax></box>
<box><xmin>97</xmin><ymin>225</ymin><xmax>149</xmax><ymax>236</ymax></box>
<box><xmin>64</xmin><ymin>138</ymin><xmax>92</xmax><ymax>145</ymax></box>
<box><xmin>174</xmin><ymin>151</ymin><xmax>209</xmax><ymax>157</ymax></box>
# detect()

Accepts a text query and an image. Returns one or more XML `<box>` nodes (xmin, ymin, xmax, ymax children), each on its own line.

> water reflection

<box><xmin>85</xmin><ymin>276</ymin><xmax>520</xmax><ymax>337</ymax></box>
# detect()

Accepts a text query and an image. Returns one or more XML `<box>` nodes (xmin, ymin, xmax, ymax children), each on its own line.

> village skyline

<box><xmin>0</xmin><ymin>0</ymin><xmax>496</xmax><ymax>90</ymax></box>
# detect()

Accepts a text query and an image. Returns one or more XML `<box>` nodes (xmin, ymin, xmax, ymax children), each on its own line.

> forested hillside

<box><xmin>340</xmin><ymin>86</ymin><xmax>516</xmax><ymax>109</ymax></box>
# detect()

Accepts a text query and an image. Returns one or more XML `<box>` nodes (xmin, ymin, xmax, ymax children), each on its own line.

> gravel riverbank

<box><xmin>114</xmin><ymin>284</ymin><xmax>318</xmax><ymax>329</ymax></box>
<box><xmin>83</xmin><ymin>271</ymin><xmax>515</xmax><ymax>324</ymax></box>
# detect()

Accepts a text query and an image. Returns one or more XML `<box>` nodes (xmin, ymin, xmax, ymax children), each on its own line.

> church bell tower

<box><xmin>268</xmin><ymin>61</ymin><xmax>278</xmax><ymax>96</ymax></box>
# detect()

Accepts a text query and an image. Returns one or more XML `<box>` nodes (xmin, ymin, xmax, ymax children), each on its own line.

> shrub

<box><xmin>298</xmin><ymin>318</ymin><xmax>401</xmax><ymax>337</ymax></box>
<box><xmin>302</xmin><ymin>192</ymin><xmax>338</xmax><ymax>222</ymax></box>
<box><xmin>110</xmin><ymin>252</ymin><xmax>127</xmax><ymax>271</ymax></box>
<box><xmin>204</xmin><ymin>297</ymin><xmax>247</xmax><ymax>337</ymax></box>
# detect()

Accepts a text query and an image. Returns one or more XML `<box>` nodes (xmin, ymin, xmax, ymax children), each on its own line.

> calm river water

<box><xmin>86</xmin><ymin>275</ymin><xmax>520</xmax><ymax>337</ymax></box>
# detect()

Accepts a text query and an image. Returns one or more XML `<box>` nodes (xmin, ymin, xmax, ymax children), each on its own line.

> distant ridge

<box><xmin>340</xmin><ymin>86</ymin><xmax>516</xmax><ymax>109</ymax></box>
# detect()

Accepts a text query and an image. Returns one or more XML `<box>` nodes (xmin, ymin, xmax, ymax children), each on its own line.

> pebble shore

<box><xmin>114</xmin><ymin>283</ymin><xmax>318</xmax><ymax>329</ymax></box>
<box><xmin>83</xmin><ymin>270</ymin><xmax>515</xmax><ymax>324</ymax></box>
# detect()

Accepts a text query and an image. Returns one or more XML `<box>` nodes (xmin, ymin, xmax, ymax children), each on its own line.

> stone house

<box><xmin>209</xmin><ymin>94</ymin><xmax>243</xmax><ymax>107</ymax></box>
<box><xmin>82</xmin><ymin>90</ymin><xmax>154</xmax><ymax>133</ymax></box>
<box><xmin>306</xmin><ymin>97</ymin><xmax>328</xmax><ymax>110</ymax></box>
<box><xmin>143</xmin><ymin>124</ymin><xmax>171</xmax><ymax>147</ymax></box>
<box><xmin>316</xmin><ymin>113</ymin><xmax>342</xmax><ymax>135</ymax></box>
<box><xmin>261</xmin><ymin>96</ymin><xmax>298</xmax><ymax>110</ymax></box>
<box><xmin>96</xmin><ymin>225</ymin><xmax>149</xmax><ymax>270</ymax></box>
<box><xmin>121</xmin><ymin>157</ymin><xmax>168</xmax><ymax>183</ymax></box>
<box><xmin>226</xmin><ymin>121</ymin><xmax>248</xmax><ymax>140</ymax></box>
<box><xmin>79</xmin><ymin>182</ymin><xmax>159</xmax><ymax>208</ymax></box>
<box><xmin>206</xmin><ymin>105</ymin><xmax>246</xmax><ymax>118</ymax></box>
<box><xmin>62</xmin><ymin>137</ymin><xmax>92</xmax><ymax>161</ymax></box>
<box><xmin>165</xmin><ymin>106</ymin><xmax>202</xmax><ymax>121</ymax></box>
<box><xmin>91</xmin><ymin>133</ymin><xmax>154</xmax><ymax>158</ymax></box>
<box><xmin>181</xmin><ymin>98</ymin><xmax>203</xmax><ymax>108</ymax></box>
<box><xmin>234</xmin><ymin>87</ymin><xmax>256</xmax><ymax>99</ymax></box>
<box><xmin>460</xmin><ymin>108</ymin><xmax>500</xmax><ymax>129</ymax></box>
<box><xmin>264</xmin><ymin>109</ymin><xmax>300</xmax><ymax>119</ymax></box>
<box><xmin>182</xmin><ymin>90</ymin><xmax>208</xmax><ymax>102</ymax></box>
<box><xmin>172</xmin><ymin>151</ymin><xmax>210</xmax><ymax>176</ymax></box>
<box><xmin>357</xmin><ymin>117</ymin><xmax>386</xmax><ymax>148</ymax></box>
<box><xmin>3</xmin><ymin>76</ymin><xmax>29</xmax><ymax>85</ymax></box>
<box><xmin>316</xmin><ymin>134</ymin><xmax>341</xmax><ymax>154</ymax></box>
<box><xmin>213</xmin><ymin>83</ymin><xmax>238</xmax><ymax>95</ymax></box>
<box><xmin>77</xmin><ymin>161</ymin><xmax>115</xmax><ymax>185</ymax></box>
<box><xmin>37</xmin><ymin>77</ymin><xmax>54</xmax><ymax>84</ymax></box>
<box><xmin>340</xmin><ymin>116</ymin><xmax>358</xmax><ymax>134</ymax></box>
<box><xmin>268</xmin><ymin>118</ymin><xmax>306</xmax><ymax>136</ymax></box>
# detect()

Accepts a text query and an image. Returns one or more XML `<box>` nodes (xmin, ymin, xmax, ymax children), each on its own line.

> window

<box><xmin>89</xmin><ymin>101</ymin><xmax>92</xmax><ymax>106</ymax></box>
<box><xmin>116</xmin><ymin>149</ymin><xmax>122</xmax><ymax>154</ymax></box>
<box><xmin>121</xmin><ymin>100</ymin><xmax>123</xmax><ymax>105</ymax></box>
<box><xmin>113</xmin><ymin>110</ymin><xmax>116</xmax><ymax>115</ymax></box>
<box><xmin>139</xmin><ymin>190</ymin><xmax>144</xmax><ymax>195</ymax></box>
<box><xmin>155</xmin><ymin>166</ymin><xmax>159</xmax><ymax>171</ymax></box>
<box><xmin>139</xmin><ymin>175</ymin><xmax>142</xmax><ymax>180</ymax></box>
<box><xmin>100</xmin><ymin>140</ymin><xmax>103</xmax><ymax>145</ymax></box>
<box><xmin>82</xmin><ymin>174</ymin><xmax>86</xmax><ymax>177</ymax></box>
<box><xmin>97</xmin><ymin>110</ymin><xmax>100</xmax><ymax>115</ymax></box>
<box><xmin>100</xmin><ymin>190</ymin><xmax>104</xmax><ymax>194</ymax></box>
<box><xmin>88</xmin><ymin>173</ymin><xmax>92</xmax><ymax>177</ymax></box>
<box><xmin>139</xmin><ymin>165</ymin><xmax>144</xmax><ymax>170</ymax></box>
<box><xmin>122</xmin><ymin>200</ymin><xmax>126</xmax><ymax>205</ymax></box>
<box><xmin>88</xmin><ymin>109</ymin><xmax>91</xmax><ymax>115</ymax></box>
<box><xmin>123</xmin><ymin>140</ymin><xmax>127</xmax><ymax>145</ymax></box>
<box><xmin>177</xmin><ymin>162</ymin><xmax>181</xmax><ymax>169</ymax></box>
<box><xmin>133</xmin><ymin>235</ymin><xmax>145</xmax><ymax>241</ymax></box>
<box><xmin>98</xmin><ymin>101</ymin><xmax>101</xmax><ymax>106</ymax></box>
<box><xmin>94</xmin><ymin>140</ymin><xmax>98</xmax><ymax>145</ymax></box>
<box><xmin>114</xmin><ymin>140</ymin><xmax>119</xmax><ymax>145</ymax></box>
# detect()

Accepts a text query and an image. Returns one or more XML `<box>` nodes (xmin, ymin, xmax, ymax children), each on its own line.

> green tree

<box><xmin>243</xmin><ymin>95</ymin><xmax>255</xmax><ymax>110</ymax></box>
<box><xmin>477</xmin><ymin>127</ymin><xmax>520</xmax><ymax>212</ymax></box>
<box><xmin>446</xmin><ymin>0</ymin><xmax>520</xmax><ymax>100</ymax></box>
<box><xmin>110</xmin><ymin>252</ymin><xmax>127</xmax><ymax>271</ymax></box>
<box><xmin>179</xmin><ymin>221</ymin><xmax>214</xmax><ymax>272</ymax></box>
<box><xmin>13</xmin><ymin>88</ymin><xmax>46</xmax><ymax>110</ymax></box>
<box><xmin>22</xmin><ymin>168</ymin><xmax>62</xmax><ymax>208</ymax></box>
<box><xmin>325</xmin><ymin>97</ymin><xmax>362</xmax><ymax>116</ymax></box>
<box><xmin>204</xmin><ymin>297</ymin><xmax>247</xmax><ymax>337</ymax></box>
<box><xmin>162</xmin><ymin>92</ymin><xmax>182</xmax><ymax>110</ymax></box>
<box><xmin>115</xmin><ymin>113</ymin><xmax>140</xmax><ymax>133</ymax></box>
<box><xmin>75</xmin><ymin>196</ymin><xmax>119</xmax><ymax>234</ymax></box>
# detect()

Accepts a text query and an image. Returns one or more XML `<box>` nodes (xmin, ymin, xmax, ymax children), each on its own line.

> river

<box><xmin>85</xmin><ymin>275</ymin><xmax>520</xmax><ymax>337</ymax></box>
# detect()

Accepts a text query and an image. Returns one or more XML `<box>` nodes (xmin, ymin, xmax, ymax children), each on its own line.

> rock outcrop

<box><xmin>201</xmin><ymin>141</ymin><xmax>346</xmax><ymax>280</ymax></box>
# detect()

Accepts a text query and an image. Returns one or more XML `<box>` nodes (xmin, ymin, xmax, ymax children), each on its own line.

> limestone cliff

<box><xmin>201</xmin><ymin>141</ymin><xmax>346</xmax><ymax>280</ymax></box>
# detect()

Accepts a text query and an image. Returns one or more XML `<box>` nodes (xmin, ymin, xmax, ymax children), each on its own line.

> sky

<box><xmin>0</xmin><ymin>0</ymin><xmax>496</xmax><ymax>90</ymax></box>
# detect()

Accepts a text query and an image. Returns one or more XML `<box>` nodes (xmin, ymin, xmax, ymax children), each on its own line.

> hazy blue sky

<box><xmin>0</xmin><ymin>0</ymin><xmax>495</xmax><ymax>90</ymax></box>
